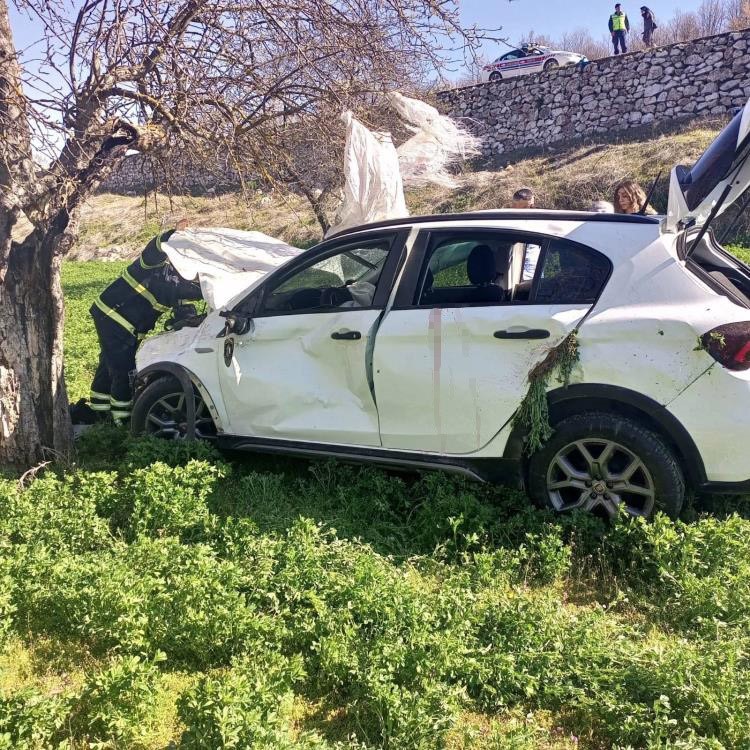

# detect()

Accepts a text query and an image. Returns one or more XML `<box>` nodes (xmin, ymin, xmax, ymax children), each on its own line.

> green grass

<box><xmin>726</xmin><ymin>244</ymin><xmax>750</xmax><ymax>266</ymax></box>
<box><xmin>2</xmin><ymin>258</ymin><xmax>750</xmax><ymax>748</ymax></box>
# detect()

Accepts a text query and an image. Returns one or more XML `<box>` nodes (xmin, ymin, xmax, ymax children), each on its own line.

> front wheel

<box><xmin>527</xmin><ymin>412</ymin><xmax>685</xmax><ymax>520</ymax></box>
<box><xmin>131</xmin><ymin>377</ymin><xmax>216</xmax><ymax>440</ymax></box>
<box><xmin>543</xmin><ymin>59</ymin><xmax>560</xmax><ymax>72</ymax></box>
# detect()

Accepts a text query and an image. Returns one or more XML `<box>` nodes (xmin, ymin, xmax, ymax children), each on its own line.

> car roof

<box><xmin>328</xmin><ymin>210</ymin><xmax>661</xmax><ymax>239</ymax></box>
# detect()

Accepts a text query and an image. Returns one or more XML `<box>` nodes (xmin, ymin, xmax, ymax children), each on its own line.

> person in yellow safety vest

<box><xmin>609</xmin><ymin>3</ymin><xmax>630</xmax><ymax>55</ymax></box>
<box><xmin>75</xmin><ymin>229</ymin><xmax>202</xmax><ymax>425</ymax></box>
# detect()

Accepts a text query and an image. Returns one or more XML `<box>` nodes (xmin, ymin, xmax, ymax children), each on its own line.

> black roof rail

<box><xmin>327</xmin><ymin>210</ymin><xmax>661</xmax><ymax>238</ymax></box>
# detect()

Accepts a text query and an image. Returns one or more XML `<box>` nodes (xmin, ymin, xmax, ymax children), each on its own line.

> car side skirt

<box><xmin>217</xmin><ymin>434</ymin><xmax>523</xmax><ymax>486</ymax></box>
<box><xmin>700</xmin><ymin>479</ymin><xmax>750</xmax><ymax>494</ymax></box>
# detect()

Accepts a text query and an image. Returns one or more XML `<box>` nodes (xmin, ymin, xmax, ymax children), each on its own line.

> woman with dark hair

<box><xmin>641</xmin><ymin>6</ymin><xmax>657</xmax><ymax>47</ymax></box>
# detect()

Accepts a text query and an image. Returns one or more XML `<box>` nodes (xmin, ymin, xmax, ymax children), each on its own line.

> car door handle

<box><xmin>331</xmin><ymin>329</ymin><xmax>362</xmax><ymax>341</ymax></box>
<box><xmin>494</xmin><ymin>328</ymin><xmax>551</xmax><ymax>340</ymax></box>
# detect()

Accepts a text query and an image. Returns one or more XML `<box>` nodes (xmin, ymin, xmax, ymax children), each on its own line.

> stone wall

<box><xmin>437</xmin><ymin>29</ymin><xmax>750</xmax><ymax>161</ymax></box>
<box><xmin>101</xmin><ymin>153</ymin><xmax>243</xmax><ymax>195</ymax></box>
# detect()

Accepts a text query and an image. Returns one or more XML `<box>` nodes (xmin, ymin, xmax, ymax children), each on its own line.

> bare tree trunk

<box><xmin>0</xmin><ymin>222</ymin><xmax>73</xmax><ymax>468</ymax></box>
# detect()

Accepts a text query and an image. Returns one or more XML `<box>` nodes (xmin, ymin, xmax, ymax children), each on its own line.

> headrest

<box><xmin>467</xmin><ymin>245</ymin><xmax>495</xmax><ymax>285</ymax></box>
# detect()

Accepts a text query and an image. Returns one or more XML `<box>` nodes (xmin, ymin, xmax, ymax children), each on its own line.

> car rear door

<box><xmin>216</xmin><ymin>230</ymin><xmax>407</xmax><ymax>446</ymax></box>
<box><xmin>372</xmin><ymin>228</ymin><xmax>612</xmax><ymax>454</ymax></box>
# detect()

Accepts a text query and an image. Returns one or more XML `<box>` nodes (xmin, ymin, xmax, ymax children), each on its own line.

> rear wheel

<box><xmin>131</xmin><ymin>377</ymin><xmax>216</xmax><ymax>440</ymax></box>
<box><xmin>489</xmin><ymin>71</ymin><xmax>502</xmax><ymax>81</ymax></box>
<box><xmin>527</xmin><ymin>412</ymin><xmax>685</xmax><ymax>520</ymax></box>
<box><xmin>543</xmin><ymin>59</ymin><xmax>560</xmax><ymax>71</ymax></box>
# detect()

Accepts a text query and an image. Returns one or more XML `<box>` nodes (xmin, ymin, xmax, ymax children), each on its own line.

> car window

<box><xmin>535</xmin><ymin>240</ymin><xmax>611</xmax><ymax>304</ymax></box>
<box><xmin>399</xmin><ymin>231</ymin><xmax>611</xmax><ymax>309</ymax></box>
<box><xmin>501</xmin><ymin>50</ymin><xmax>523</xmax><ymax>60</ymax></box>
<box><xmin>415</xmin><ymin>235</ymin><xmax>515</xmax><ymax>306</ymax></box>
<box><xmin>260</xmin><ymin>240</ymin><xmax>391</xmax><ymax>315</ymax></box>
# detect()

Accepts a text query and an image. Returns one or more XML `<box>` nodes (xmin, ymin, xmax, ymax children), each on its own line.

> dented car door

<box><xmin>372</xmin><ymin>229</ymin><xmax>611</xmax><ymax>454</ymax></box>
<box><xmin>217</xmin><ymin>231</ymin><xmax>406</xmax><ymax>446</ymax></box>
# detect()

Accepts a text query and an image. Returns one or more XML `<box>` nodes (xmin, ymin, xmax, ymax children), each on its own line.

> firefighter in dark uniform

<box><xmin>87</xmin><ymin>229</ymin><xmax>202</xmax><ymax>423</ymax></box>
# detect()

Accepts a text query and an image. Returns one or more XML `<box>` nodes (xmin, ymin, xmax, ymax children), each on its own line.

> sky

<box><xmin>6</xmin><ymin>0</ymin><xmax>713</xmax><ymax>88</ymax></box>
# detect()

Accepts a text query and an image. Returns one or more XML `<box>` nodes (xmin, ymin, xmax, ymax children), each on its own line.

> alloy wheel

<box><xmin>546</xmin><ymin>438</ymin><xmax>656</xmax><ymax>519</ymax></box>
<box><xmin>143</xmin><ymin>391</ymin><xmax>216</xmax><ymax>440</ymax></box>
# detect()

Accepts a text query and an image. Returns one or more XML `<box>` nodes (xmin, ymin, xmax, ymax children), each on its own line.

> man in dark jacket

<box><xmin>609</xmin><ymin>3</ymin><xmax>630</xmax><ymax>55</ymax></box>
<box><xmin>83</xmin><ymin>229</ymin><xmax>202</xmax><ymax>424</ymax></box>
<box><xmin>640</xmin><ymin>6</ymin><xmax>657</xmax><ymax>47</ymax></box>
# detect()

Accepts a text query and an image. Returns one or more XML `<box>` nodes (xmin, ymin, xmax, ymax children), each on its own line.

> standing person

<box><xmin>613</xmin><ymin>179</ymin><xmax>656</xmax><ymax>214</ymax></box>
<box><xmin>509</xmin><ymin>188</ymin><xmax>541</xmax><ymax>279</ymax></box>
<box><xmin>78</xmin><ymin>229</ymin><xmax>203</xmax><ymax>425</ymax></box>
<box><xmin>640</xmin><ymin>6</ymin><xmax>657</xmax><ymax>47</ymax></box>
<box><xmin>609</xmin><ymin>3</ymin><xmax>630</xmax><ymax>55</ymax></box>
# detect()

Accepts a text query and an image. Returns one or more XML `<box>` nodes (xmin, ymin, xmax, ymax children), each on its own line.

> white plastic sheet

<box><xmin>328</xmin><ymin>111</ymin><xmax>408</xmax><ymax>236</ymax></box>
<box><xmin>390</xmin><ymin>92</ymin><xmax>482</xmax><ymax>189</ymax></box>
<box><xmin>327</xmin><ymin>93</ymin><xmax>481</xmax><ymax>235</ymax></box>
<box><xmin>161</xmin><ymin>227</ymin><xmax>302</xmax><ymax>310</ymax></box>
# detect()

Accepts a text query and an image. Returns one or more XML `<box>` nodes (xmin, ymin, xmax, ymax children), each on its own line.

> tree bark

<box><xmin>0</xmin><ymin>226</ymin><xmax>72</xmax><ymax>468</ymax></box>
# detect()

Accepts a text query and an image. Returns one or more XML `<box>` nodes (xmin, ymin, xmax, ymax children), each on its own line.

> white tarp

<box><xmin>161</xmin><ymin>227</ymin><xmax>302</xmax><ymax>310</ymax></box>
<box><xmin>328</xmin><ymin>111</ymin><xmax>408</xmax><ymax>236</ymax></box>
<box><xmin>390</xmin><ymin>92</ymin><xmax>482</xmax><ymax>189</ymax></box>
<box><xmin>326</xmin><ymin>93</ymin><xmax>481</xmax><ymax>236</ymax></box>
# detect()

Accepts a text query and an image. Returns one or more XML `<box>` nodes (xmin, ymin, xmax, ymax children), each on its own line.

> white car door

<box><xmin>217</xmin><ymin>231</ymin><xmax>406</xmax><ymax>446</ymax></box>
<box><xmin>372</xmin><ymin>229</ymin><xmax>611</xmax><ymax>454</ymax></box>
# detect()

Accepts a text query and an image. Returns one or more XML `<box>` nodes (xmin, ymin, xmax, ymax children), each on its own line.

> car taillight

<box><xmin>700</xmin><ymin>322</ymin><xmax>750</xmax><ymax>371</ymax></box>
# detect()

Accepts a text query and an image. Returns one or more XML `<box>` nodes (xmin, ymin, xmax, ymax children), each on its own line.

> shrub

<box><xmin>127</xmin><ymin>460</ymin><xmax>227</xmax><ymax>540</ymax></box>
<box><xmin>68</xmin><ymin>654</ymin><xmax>162</xmax><ymax>747</ymax></box>
<box><xmin>0</xmin><ymin>472</ymin><xmax>115</xmax><ymax>554</ymax></box>
<box><xmin>12</xmin><ymin>536</ymin><xmax>275</xmax><ymax>666</ymax></box>
<box><xmin>178</xmin><ymin>651</ymin><xmax>326</xmax><ymax>749</ymax></box>
<box><xmin>122</xmin><ymin>435</ymin><xmax>224</xmax><ymax>470</ymax></box>
<box><xmin>603</xmin><ymin>513</ymin><xmax>750</xmax><ymax>636</ymax></box>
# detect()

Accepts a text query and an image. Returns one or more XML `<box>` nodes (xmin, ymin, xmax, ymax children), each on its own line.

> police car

<box><xmin>482</xmin><ymin>45</ymin><xmax>587</xmax><ymax>82</ymax></box>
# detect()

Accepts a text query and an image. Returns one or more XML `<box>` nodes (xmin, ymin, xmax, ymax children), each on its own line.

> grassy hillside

<box><xmin>56</xmin><ymin>123</ymin><xmax>741</xmax><ymax>262</ymax></box>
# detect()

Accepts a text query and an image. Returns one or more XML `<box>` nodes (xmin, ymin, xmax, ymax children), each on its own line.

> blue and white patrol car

<box><xmin>482</xmin><ymin>45</ymin><xmax>587</xmax><ymax>82</ymax></box>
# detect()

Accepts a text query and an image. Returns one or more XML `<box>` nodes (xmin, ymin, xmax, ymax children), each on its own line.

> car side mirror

<box><xmin>218</xmin><ymin>310</ymin><xmax>253</xmax><ymax>337</ymax></box>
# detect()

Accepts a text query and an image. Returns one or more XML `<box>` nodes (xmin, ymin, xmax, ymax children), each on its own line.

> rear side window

<box><xmin>535</xmin><ymin>241</ymin><xmax>611</xmax><ymax>304</ymax></box>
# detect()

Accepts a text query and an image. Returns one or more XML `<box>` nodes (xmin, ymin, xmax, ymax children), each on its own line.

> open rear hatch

<box><xmin>667</xmin><ymin>99</ymin><xmax>750</xmax><ymax>234</ymax></box>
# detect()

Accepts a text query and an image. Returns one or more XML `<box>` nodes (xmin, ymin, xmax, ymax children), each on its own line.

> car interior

<box><xmin>261</xmin><ymin>244</ymin><xmax>391</xmax><ymax>313</ymax></box>
<box><xmin>419</xmin><ymin>238</ymin><xmax>536</xmax><ymax>305</ymax></box>
<box><xmin>418</xmin><ymin>236</ymin><xmax>609</xmax><ymax>307</ymax></box>
<box><xmin>254</xmin><ymin>234</ymin><xmax>611</xmax><ymax>315</ymax></box>
<box><xmin>685</xmin><ymin>230</ymin><xmax>750</xmax><ymax>308</ymax></box>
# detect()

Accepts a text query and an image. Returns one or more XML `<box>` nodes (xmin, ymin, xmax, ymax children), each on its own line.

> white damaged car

<box><xmin>134</xmin><ymin>102</ymin><xmax>750</xmax><ymax>520</ymax></box>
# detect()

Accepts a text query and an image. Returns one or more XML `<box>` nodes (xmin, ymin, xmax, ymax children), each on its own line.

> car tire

<box><xmin>131</xmin><ymin>377</ymin><xmax>216</xmax><ymax>440</ymax></box>
<box><xmin>527</xmin><ymin>412</ymin><xmax>685</xmax><ymax>520</ymax></box>
<box><xmin>489</xmin><ymin>71</ymin><xmax>502</xmax><ymax>81</ymax></box>
<box><xmin>543</xmin><ymin>59</ymin><xmax>560</xmax><ymax>71</ymax></box>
